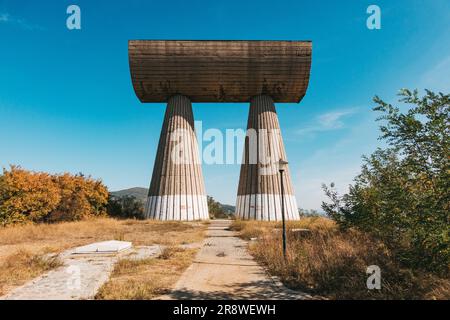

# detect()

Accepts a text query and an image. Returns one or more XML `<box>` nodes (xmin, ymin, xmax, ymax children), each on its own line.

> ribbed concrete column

<box><xmin>145</xmin><ymin>95</ymin><xmax>209</xmax><ymax>220</ymax></box>
<box><xmin>236</xmin><ymin>95</ymin><xmax>299</xmax><ymax>221</ymax></box>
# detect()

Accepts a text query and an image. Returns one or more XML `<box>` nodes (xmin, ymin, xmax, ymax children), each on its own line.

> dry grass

<box><xmin>0</xmin><ymin>249</ymin><xmax>63</xmax><ymax>295</ymax></box>
<box><xmin>0</xmin><ymin>218</ymin><xmax>207</xmax><ymax>296</ymax></box>
<box><xmin>95</xmin><ymin>247</ymin><xmax>197</xmax><ymax>299</ymax></box>
<box><xmin>158</xmin><ymin>246</ymin><xmax>185</xmax><ymax>260</ymax></box>
<box><xmin>230</xmin><ymin>216</ymin><xmax>335</xmax><ymax>239</ymax></box>
<box><xmin>232</xmin><ymin>218</ymin><xmax>450</xmax><ymax>300</ymax></box>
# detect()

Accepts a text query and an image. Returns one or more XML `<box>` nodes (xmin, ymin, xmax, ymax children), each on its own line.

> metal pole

<box><xmin>280</xmin><ymin>169</ymin><xmax>287</xmax><ymax>262</ymax></box>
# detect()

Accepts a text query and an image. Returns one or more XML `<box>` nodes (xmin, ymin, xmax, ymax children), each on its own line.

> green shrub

<box><xmin>323</xmin><ymin>89</ymin><xmax>449</xmax><ymax>275</ymax></box>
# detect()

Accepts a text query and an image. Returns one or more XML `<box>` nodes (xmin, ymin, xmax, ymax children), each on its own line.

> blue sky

<box><xmin>0</xmin><ymin>0</ymin><xmax>449</xmax><ymax>209</ymax></box>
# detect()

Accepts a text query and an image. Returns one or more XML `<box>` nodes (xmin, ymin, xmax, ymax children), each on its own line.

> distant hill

<box><xmin>110</xmin><ymin>187</ymin><xmax>236</xmax><ymax>214</ymax></box>
<box><xmin>110</xmin><ymin>187</ymin><xmax>148</xmax><ymax>203</ymax></box>
<box><xmin>220</xmin><ymin>204</ymin><xmax>236</xmax><ymax>215</ymax></box>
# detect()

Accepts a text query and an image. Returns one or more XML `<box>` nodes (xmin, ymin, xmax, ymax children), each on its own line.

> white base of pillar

<box><xmin>235</xmin><ymin>194</ymin><xmax>300</xmax><ymax>221</ymax></box>
<box><xmin>145</xmin><ymin>195</ymin><xmax>209</xmax><ymax>221</ymax></box>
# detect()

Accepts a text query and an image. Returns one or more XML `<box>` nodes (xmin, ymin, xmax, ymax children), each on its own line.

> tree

<box><xmin>0</xmin><ymin>166</ymin><xmax>60</xmax><ymax>225</ymax></box>
<box><xmin>207</xmin><ymin>196</ymin><xmax>228</xmax><ymax>219</ymax></box>
<box><xmin>298</xmin><ymin>208</ymin><xmax>321</xmax><ymax>218</ymax></box>
<box><xmin>322</xmin><ymin>89</ymin><xmax>449</xmax><ymax>275</ymax></box>
<box><xmin>106</xmin><ymin>195</ymin><xmax>144</xmax><ymax>220</ymax></box>
<box><xmin>0</xmin><ymin>166</ymin><xmax>109</xmax><ymax>225</ymax></box>
<box><xmin>48</xmin><ymin>173</ymin><xmax>109</xmax><ymax>222</ymax></box>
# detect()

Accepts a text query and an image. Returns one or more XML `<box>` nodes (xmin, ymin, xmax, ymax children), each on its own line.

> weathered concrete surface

<box><xmin>145</xmin><ymin>95</ymin><xmax>209</xmax><ymax>221</ymax></box>
<box><xmin>159</xmin><ymin>220</ymin><xmax>313</xmax><ymax>300</ymax></box>
<box><xmin>74</xmin><ymin>240</ymin><xmax>132</xmax><ymax>254</ymax></box>
<box><xmin>236</xmin><ymin>95</ymin><xmax>299</xmax><ymax>221</ymax></box>
<box><xmin>0</xmin><ymin>245</ymin><xmax>162</xmax><ymax>300</ymax></box>
<box><xmin>128</xmin><ymin>40</ymin><xmax>312</xmax><ymax>103</ymax></box>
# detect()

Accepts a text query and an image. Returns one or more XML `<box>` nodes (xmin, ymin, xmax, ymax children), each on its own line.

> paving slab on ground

<box><xmin>74</xmin><ymin>240</ymin><xmax>132</xmax><ymax>254</ymax></box>
<box><xmin>159</xmin><ymin>219</ymin><xmax>312</xmax><ymax>300</ymax></box>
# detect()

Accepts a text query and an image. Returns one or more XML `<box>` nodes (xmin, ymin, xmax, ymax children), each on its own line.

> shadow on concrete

<box><xmin>162</xmin><ymin>280</ymin><xmax>311</xmax><ymax>300</ymax></box>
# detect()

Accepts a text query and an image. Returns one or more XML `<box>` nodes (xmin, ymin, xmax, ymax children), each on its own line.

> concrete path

<box><xmin>159</xmin><ymin>220</ymin><xmax>312</xmax><ymax>300</ymax></box>
<box><xmin>1</xmin><ymin>245</ymin><xmax>162</xmax><ymax>300</ymax></box>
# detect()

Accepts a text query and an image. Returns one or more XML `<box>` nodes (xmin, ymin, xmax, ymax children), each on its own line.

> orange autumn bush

<box><xmin>0</xmin><ymin>166</ymin><xmax>108</xmax><ymax>226</ymax></box>
<box><xmin>48</xmin><ymin>173</ymin><xmax>109</xmax><ymax>222</ymax></box>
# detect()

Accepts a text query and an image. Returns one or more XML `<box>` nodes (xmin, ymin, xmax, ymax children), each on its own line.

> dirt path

<box><xmin>159</xmin><ymin>219</ymin><xmax>312</xmax><ymax>300</ymax></box>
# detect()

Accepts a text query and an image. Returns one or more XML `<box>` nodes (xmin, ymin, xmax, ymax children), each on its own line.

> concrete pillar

<box><xmin>236</xmin><ymin>95</ymin><xmax>299</xmax><ymax>221</ymax></box>
<box><xmin>145</xmin><ymin>95</ymin><xmax>209</xmax><ymax>220</ymax></box>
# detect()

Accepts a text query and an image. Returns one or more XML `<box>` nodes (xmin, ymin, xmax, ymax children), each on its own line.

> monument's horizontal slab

<box><xmin>128</xmin><ymin>40</ymin><xmax>312</xmax><ymax>103</ymax></box>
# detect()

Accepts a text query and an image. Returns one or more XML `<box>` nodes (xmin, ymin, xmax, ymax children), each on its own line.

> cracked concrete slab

<box><xmin>1</xmin><ymin>244</ymin><xmax>162</xmax><ymax>300</ymax></box>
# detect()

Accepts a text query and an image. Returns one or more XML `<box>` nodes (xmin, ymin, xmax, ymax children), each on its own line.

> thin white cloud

<box><xmin>0</xmin><ymin>12</ymin><xmax>44</xmax><ymax>30</ymax></box>
<box><xmin>293</xmin><ymin>110</ymin><xmax>380</xmax><ymax>210</ymax></box>
<box><xmin>296</xmin><ymin>108</ymin><xmax>359</xmax><ymax>135</ymax></box>
<box><xmin>421</xmin><ymin>55</ymin><xmax>450</xmax><ymax>92</ymax></box>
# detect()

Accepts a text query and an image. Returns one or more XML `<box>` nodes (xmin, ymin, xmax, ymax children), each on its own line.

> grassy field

<box><xmin>231</xmin><ymin>217</ymin><xmax>450</xmax><ymax>300</ymax></box>
<box><xmin>0</xmin><ymin>218</ymin><xmax>207</xmax><ymax>296</ymax></box>
<box><xmin>95</xmin><ymin>246</ymin><xmax>197</xmax><ymax>299</ymax></box>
